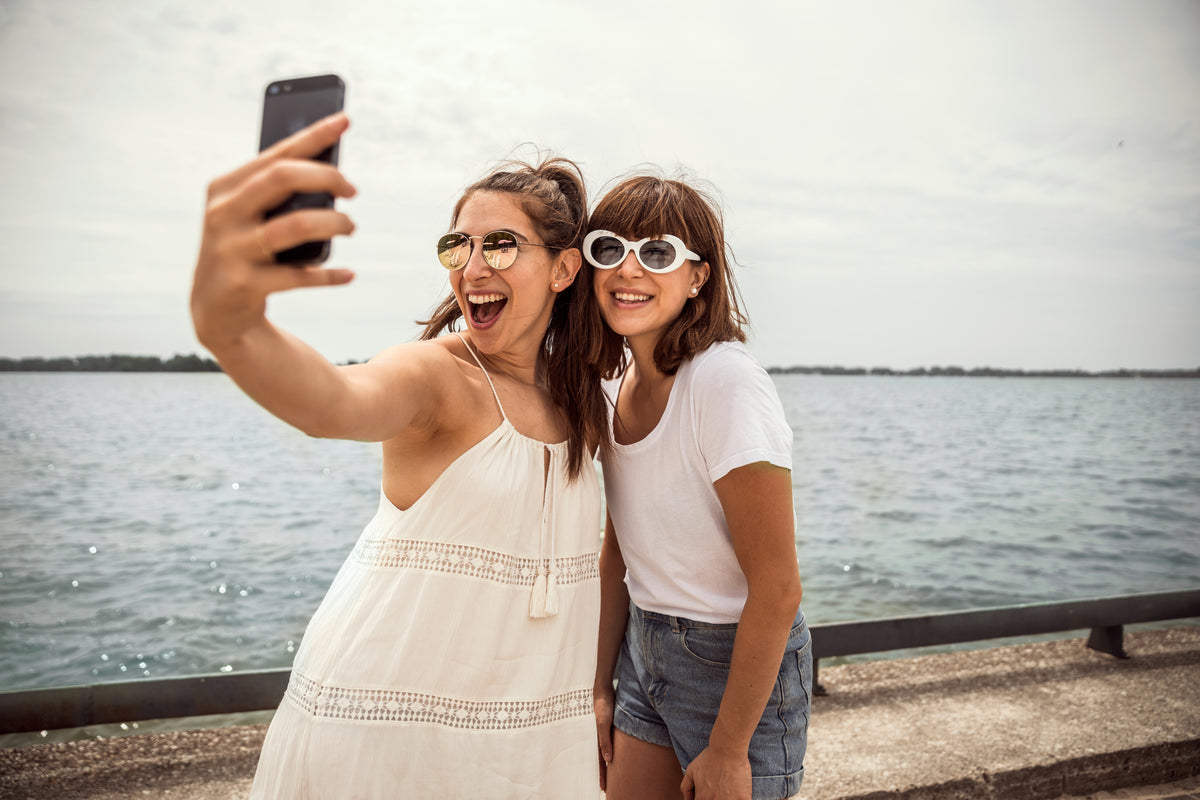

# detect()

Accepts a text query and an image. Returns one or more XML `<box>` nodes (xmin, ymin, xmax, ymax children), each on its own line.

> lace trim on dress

<box><xmin>351</xmin><ymin>537</ymin><xmax>599</xmax><ymax>587</ymax></box>
<box><xmin>286</xmin><ymin>672</ymin><xmax>594</xmax><ymax>730</ymax></box>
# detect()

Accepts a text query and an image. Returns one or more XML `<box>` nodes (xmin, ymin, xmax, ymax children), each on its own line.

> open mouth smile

<box><xmin>468</xmin><ymin>292</ymin><xmax>508</xmax><ymax>328</ymax></box>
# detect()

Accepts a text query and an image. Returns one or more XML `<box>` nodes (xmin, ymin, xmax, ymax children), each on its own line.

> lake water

<box><xmin>1</xmin><ymin>373</ymin><xmax>1198</xmax><ymax>692</ymax></box>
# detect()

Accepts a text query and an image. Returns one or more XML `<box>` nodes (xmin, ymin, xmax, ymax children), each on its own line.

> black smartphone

<box><xmin>258</xmin><ymin>74</ymin><xmax>346</xmax><ymax>264</ymax></box>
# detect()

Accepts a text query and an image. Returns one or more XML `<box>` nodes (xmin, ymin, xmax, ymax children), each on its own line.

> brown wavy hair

<box><xmin>586</xmin><ymin>171</ymin><xmax>748</xmax><ymax>379</ymax></box>
<box><xmin>418</xmin><ymin>154</ymin><xmax>609</xmax><ymax>480</ymax></box>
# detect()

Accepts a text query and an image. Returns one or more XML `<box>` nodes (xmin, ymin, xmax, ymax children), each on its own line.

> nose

<box><xmin>615</xmin><ymin>250</ymin><xmax>643</xmax><ymax>277</ymax></box>
<box><xmin>461</xmin><ymin>242</ymin><xmax>494</xmax><ymax>281</ymax></box>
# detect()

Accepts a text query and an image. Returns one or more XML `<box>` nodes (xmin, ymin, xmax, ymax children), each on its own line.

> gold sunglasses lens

<box><xmin>481</xmin><ymin>231</ymin><xmax>519</xmax><ymax>270</ymax></box>
<box><xmin>437</xmin><ymin>233</ymin><xmax>471</xmax><ymax>270</ymax></box>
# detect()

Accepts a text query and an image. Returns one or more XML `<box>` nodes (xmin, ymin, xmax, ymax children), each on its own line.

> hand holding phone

<box><xmin>259</xmin><ymin>74</ymin><xmax>346</xmax><ymax>264</ymax></box>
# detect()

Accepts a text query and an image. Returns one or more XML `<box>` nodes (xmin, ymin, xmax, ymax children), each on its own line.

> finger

<box><xmin>259</xmin><ymin>263</ymin><xmax>355</xmax><ymax>294</ymax></box>
<box><xmin>598</xmin><ymin>753</ymin><xmax>607</xmax><ymax>792</ymax></box>
<box><xmin>597</xmin><ymin>722</ymin><xmax>613</xmax><ymax>765</ymax></box>
<box><xmin>257</xmin><ymin>209</ymin><xmax>355</xmax><ymax>258</ymax></box>
<box><xmin>262</xmin><ymin>111</ymin><xmax>349</xmax><ymax>162</ymax></box>
<box><xmin>214</xmin><ymin>113</ymin><xmax>350</xmax><ymax>194</ymax></box>
<box><xmin>680</xmin><ymin>770</ymin><xmax>695</xmax><ymax>800</ymax></box>
<box><xmin>236</xmin><ymin>160</ymin><xmax>357</xmax><ymax>219</ymax></box>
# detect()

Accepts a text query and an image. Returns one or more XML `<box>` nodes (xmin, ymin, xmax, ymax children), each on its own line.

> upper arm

<box><xmin>599</xmin><ymin>510</ymin><xmax>627</xmax><ymax>575</ymax></box>
<box><xmin>324</xmin><ymin>340</ymin><xmax>460</xmax><ymax>442</ymax></box>
<box><xmin>713</xmin><ymin>462</ymin><xmax>801</xmax><ymax>602</ymax></box>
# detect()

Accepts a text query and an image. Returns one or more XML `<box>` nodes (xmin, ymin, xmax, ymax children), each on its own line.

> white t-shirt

<box><xmin>600</xmin><ymin>341</ymin><xmax>794</xmax><ymax>623</ymax></box>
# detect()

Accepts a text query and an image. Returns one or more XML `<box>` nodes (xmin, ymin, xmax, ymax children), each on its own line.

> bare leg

<box><xmin>604</xmin><ymin>728</ymin><xmax>684</xmax><ymax>800</ymax></box>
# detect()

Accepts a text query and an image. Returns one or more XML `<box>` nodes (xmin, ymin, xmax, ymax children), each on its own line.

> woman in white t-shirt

<box><xmin>588</xmin><ymin>173</ymin><xmax>812</xmax><ymax>800</ymax></box>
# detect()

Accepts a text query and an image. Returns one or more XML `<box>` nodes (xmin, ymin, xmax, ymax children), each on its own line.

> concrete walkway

<box><xmin>1</xmin><ymin>627</ymin><xmax>1197</xmax><ymax>799</ymax></box>
<box><xmin>800</xmin><ymin>627</ymin><xmax>1200</xmax><ymax>799</ymax></box>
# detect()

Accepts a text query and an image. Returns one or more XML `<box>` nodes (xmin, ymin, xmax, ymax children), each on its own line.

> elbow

<box><xmin>296</xmin><ymin>417</ymin><xmax>336</xmax><ymax>439</ymax></box>
<box><xmin>789</xmin><ymin>578</ymin><xmax>804</xmax><ymax>614</ymax></box>
<box><xmin>296</xmin><ymin>414</ymin><xmax>353</xmax><ymax>441</ymax></box>
<box><xmin>748</xmin><ymin>574</ymin><xmax>803</xmax><ymax>619</ymax></box>
<box><xmin>778</xmin><ymin>576</ymin><xmax>803</xmax><ymax>616</ymax></box>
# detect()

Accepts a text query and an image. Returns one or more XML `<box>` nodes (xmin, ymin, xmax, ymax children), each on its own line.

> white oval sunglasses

<box><xmin>583</xmin><ymin>230</ymin><xmax>701</xmax><ymax>274</ymax></box>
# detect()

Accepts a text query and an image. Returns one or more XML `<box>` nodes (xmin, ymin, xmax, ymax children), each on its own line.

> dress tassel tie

<box><xmin>529</xmin><ymin>572</ymin><xmax>548</xmax><ymax>618</ymax></box>
<box><xmin>529</xmin><ymin>446</ymin><xmax>560</xmax><ymax>619</ymax></box>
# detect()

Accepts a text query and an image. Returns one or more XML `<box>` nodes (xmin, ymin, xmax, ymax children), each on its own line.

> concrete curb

<box><xmin>833</xmin><ymin>741</ymin><xmax>1200</xmax><ymax>800</ymax></box>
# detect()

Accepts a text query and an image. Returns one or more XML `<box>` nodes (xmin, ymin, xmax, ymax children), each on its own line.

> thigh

<box><xmin>605</xmin><ymin>728</ymin><xmax>684</xmax><ymax>800</ymax></box>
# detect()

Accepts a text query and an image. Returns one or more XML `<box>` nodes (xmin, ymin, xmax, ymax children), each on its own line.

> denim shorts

<box><xmin>613</xmin><ymin>602</ymin><xmax>812</xmax><ymax>800</ymax></box>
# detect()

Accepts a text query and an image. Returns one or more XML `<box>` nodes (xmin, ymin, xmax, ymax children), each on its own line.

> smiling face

<box><xmin>586</xmin><ymin>174</ymin><xmax>747</xmax><ymax>378</ymax></box>
<box><xmin>591</xmin><ymin>236</ymin><xmax>708</xmax><ymax>348</ymax></box>
<box><xmin>449</xmin><ymin>191</ymin><xmax>576</xmax><ymax>357</ymax></box>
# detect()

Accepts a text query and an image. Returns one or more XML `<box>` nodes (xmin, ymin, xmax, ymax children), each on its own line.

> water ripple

<box><xmin>3</xmin><ymin>373</ymin><xmax>1199</xmax><ymax>689</ymax></box>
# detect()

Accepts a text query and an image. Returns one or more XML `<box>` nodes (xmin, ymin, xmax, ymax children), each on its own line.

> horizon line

<box><xmin>0</xmin><ymin>353</ymin><xmax>1198</xmax><ymax>377</ymax></box>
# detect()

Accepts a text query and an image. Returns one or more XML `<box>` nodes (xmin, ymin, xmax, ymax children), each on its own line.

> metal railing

<box><xmin>1</xmin><ymin>588</ymin><xmax>1197</xmax><ymax>734</ymax></box>
<box><xmin>808</xmin><ymin>587</ymin><xmax>1200</xmax><ymax>695</ymax></box>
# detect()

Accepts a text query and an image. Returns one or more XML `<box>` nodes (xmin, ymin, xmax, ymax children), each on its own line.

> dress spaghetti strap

<box><xmin>454</xmin><ymin>332</ymin><xmax>508</xmax><ymax>422</ymax></box>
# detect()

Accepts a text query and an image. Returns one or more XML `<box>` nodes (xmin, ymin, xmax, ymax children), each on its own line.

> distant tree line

<box><xmin>767</xmin><ymin>365</ymin><xmax>1200</xmax><ymax>378</ymax></box>
<box><xmin>0</xmin><ymin>354</ymin><xmax>222</xmax><ymax>372</ymax></box>
<box><xmin>2</xmin><ymin>355</ymin><xmax>1195</xmax><ymax>378</ymax></box>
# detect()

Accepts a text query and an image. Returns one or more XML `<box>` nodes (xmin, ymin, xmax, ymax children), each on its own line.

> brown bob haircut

<box><xmin>419</xmin><ymin>154</ymin><xmax>610</xmax><ymax>479</ymax></box>
<box><xmin>587</xmin><ymin>172</ymin><xmax>748</xmax><ymax>379</ymax></box>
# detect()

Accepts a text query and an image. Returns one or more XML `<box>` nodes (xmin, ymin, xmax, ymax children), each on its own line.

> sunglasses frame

<box><xmin>437</xmin><ymin>230</ymin><xmax>552</xmax><ymax>271</ymax></box>
<box><xmin>583</xmin><ymin>230</ymin><xmax>701</xmax><ymax>274</ymax></box>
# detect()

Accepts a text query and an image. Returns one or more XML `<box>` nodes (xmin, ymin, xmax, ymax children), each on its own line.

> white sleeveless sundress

<box><xmin>249</xmin><ymin>339</ymin><xmax>602</xmax><ymax>798</ymax></box>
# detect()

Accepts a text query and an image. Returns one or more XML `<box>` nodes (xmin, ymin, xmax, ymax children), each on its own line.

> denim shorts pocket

<box><xmin>679</xmin><ymin>624</ymin><xmax>738</xmax><ymax>668</ymax></box>
<box><xmin>788</xmin><ymin>617</ymin><xmax>813</xmax><ymax>661</ymax></box>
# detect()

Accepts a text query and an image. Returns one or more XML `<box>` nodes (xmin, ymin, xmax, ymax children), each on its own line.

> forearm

<box><xmin>708</xmin><ymin>587</ymin><xmax>801</xmax><ymax>755</ymax></box>
<box><xmin>594</xmin><ymin>525</ymin><xmax>629</xmax><ymax>691</ymax></box>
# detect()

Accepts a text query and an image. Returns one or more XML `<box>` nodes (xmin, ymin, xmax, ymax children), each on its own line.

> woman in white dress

<box><xmin>190</xmin><ymin>113</ymin><xmax>609</xmax><ymax>798</ymax></box>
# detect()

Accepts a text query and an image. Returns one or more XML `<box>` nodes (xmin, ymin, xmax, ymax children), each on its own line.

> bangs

<box><xmin>590</xmin><ymin>177</ymin><xmax>700</xmax><ymax>249</ymax></box>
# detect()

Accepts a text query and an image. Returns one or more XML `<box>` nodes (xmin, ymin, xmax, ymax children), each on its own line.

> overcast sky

<box><xmin>1</xmin><ymin>0</ymin><xmax>1196</xmax><ymax>370</ymax></box>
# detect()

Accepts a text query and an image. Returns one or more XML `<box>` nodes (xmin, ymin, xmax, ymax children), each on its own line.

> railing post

<box><xmin>812</xmin><ymin>658</ymin><xmax>826</xmax><ymax>697</ymax></box>
<box><xmin>1087</xmin><ymin>625</ymin><xmax>1128</xmax><ymax>659</ymax></box>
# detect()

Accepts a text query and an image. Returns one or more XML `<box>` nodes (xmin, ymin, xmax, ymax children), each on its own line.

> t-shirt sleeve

<box><xmin>692</xmin><ymin>346</ymin><xmax>794</xmax><ymax>483</ymax></box>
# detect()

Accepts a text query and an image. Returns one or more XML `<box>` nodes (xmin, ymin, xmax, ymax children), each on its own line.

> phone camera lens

<box><xmin>269</xmin><ymin>85</ymin><xmax>280</xmax><ymax>95</ymax></box>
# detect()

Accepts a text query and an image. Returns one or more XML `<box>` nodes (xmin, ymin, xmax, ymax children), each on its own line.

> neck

<box><xmin>472</xmin><ymin>339</ymin><xmax>543</xmax><ymax>388</ymax></box>
<box><xmin>624</xmin><ymin>333</ymin><xmax>668</xmax><ymax>384</ymax></box>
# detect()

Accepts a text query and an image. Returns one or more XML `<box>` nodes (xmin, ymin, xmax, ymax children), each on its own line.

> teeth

<box><xmin>468</xmin><ymin>293</ymin><xmax>505</xmax><ymax>304</ymax></box>
<box><xmin>615</xmin><ymin>292</ymin><xmax>651</xmax><ymax>302</ymax></box>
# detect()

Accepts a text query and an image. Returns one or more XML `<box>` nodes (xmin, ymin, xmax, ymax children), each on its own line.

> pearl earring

<box><xmin>690</xmin><ymin>287</ymin><xmax>699</xmax><ymax>296</ymax></box>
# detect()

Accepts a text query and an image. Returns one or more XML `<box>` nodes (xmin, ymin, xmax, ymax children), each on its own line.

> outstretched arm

<box><xmin>190</xmin><ymin>113</ymin><xmax>441</xmax><ymax>442</ymax></box>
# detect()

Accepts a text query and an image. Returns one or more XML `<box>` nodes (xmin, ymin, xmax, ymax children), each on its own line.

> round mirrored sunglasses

<box><xmin>436</xmin><ymin>230</ymin><xmax>552</xmax><ymax>271</ymax></box>
<box><xmin>583</xmin><ymin>230</ymin><xmax>701</xmax><ymax>274</ymax></box>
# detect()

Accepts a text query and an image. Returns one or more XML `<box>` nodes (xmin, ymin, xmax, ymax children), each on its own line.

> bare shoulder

<box><xmin>363</xmin><ymin>336</ymin><xmax>486</xmax><ymax>431</ymax></box>
<box><xmin>363</xmin><ymin>337</ymin><xmax>472</xmax><ymax>387</ymax></box>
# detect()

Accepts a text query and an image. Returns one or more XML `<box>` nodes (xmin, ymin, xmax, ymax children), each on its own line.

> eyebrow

<box><xmin>452</xmin><ymin>228</ymin><xmax>537</xmax><ymax>243</ymax></box>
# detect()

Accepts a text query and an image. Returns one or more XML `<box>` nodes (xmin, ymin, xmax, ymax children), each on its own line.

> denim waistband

<box><xmin>631</xmin><ymin>602</ymin><xmax>806</xmax><ymax>633</ymax></box>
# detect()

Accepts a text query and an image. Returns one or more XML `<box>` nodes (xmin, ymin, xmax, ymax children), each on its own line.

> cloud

<box><xmin>0</xmin><ymin>0</ymin><xmax>1196</xmax><ymax>369</ymax></box>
